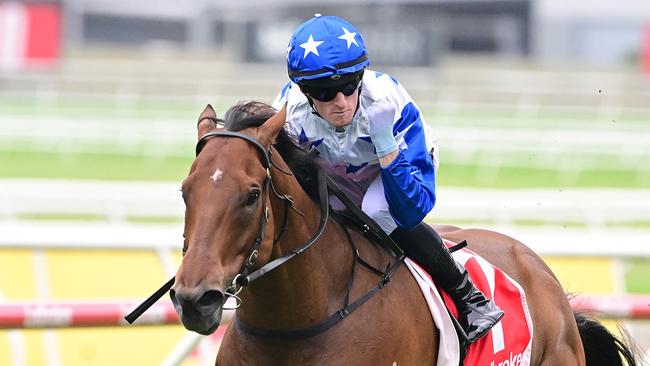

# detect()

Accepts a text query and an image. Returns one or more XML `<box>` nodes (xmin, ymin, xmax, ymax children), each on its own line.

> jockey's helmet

<box><xmin>287</xmin><ymin>15</ymin><xmax>370</xmax><ymax>85</ymax></box>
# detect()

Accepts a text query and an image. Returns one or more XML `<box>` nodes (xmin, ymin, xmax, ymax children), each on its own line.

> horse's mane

<box><xmin>223</xmin><ymin>101</ymin><xmax>322</xmax><ymax>202</ymax></box>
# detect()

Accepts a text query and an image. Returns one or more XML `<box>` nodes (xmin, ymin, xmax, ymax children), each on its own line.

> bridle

<box><xmin>126</xmin><ymin>116</ymin><xmax>405</xmax><ymax>339</ymax></box>
<box><xmin>124</xmin><ymin>118</ymin><xmax>330</xmax><ymax>323</ymax></box>
<box><xmin>193</xmin><ymin>125</ymin><xmax>330</xmax><ymax>305</ymax></box>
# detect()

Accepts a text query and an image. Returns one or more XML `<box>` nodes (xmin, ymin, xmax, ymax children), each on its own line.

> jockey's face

<box><xmin>310</xmin><ymin>88</ymin><xmax>359</xmax><ymax>128</ymax></box>
<box><xmin>300</xmin><ymin>72</ymin><xmax>362</xmax><ymax>128</ymax></box>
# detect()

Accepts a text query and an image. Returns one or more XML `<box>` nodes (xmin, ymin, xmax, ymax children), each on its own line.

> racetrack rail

<box><xmin>0</xmin><ymin>295</ymin><xmax>647</xmax><ymax>330</ymax></box>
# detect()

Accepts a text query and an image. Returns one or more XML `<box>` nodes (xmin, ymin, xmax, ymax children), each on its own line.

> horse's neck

<box><xmin>236</xmin><ymin>166</ymin><xmax>356</xmax><ymax>331</ymax></box>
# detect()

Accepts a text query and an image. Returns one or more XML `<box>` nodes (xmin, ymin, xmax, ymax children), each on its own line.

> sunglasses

<box><xmin>301</xmin><ymin>79</ymin><xmax>361</xmax><ymax>102</ymax></box>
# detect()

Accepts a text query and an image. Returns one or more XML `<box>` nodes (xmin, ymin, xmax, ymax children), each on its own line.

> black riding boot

<box><xmin>390</xmin><ymin>223</ymin><xmax>504</xmax><ymax>344</ymax></box>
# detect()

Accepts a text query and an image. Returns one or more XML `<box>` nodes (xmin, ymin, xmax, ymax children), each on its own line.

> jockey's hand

<box><xmin>366</xmin><ymin>101</ymin><xmax>398</xmax><ymax>157</ymax></box>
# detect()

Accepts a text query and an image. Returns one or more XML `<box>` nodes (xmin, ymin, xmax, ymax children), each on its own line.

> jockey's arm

<box><xmin>378</xmin><ymin>107</ymin><xmax>436</xmax><ymax>230</ymax></box>
<box><xmin>378</xmin><ymin>150</ymin><xmax>398</xmax><ymax>167</ymax></box>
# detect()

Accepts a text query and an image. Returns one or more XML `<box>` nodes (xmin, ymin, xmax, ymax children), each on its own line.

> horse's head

<box><xmin>170</xmin><ymin>103</ymin><xmax>286</xmax><ymax>335</ymax></box>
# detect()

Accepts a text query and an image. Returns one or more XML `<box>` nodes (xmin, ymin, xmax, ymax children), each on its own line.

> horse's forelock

<box><xmin>224</xmin><ymin>101</ymin><xmax>276</xmax><ymax>132</ymax></box>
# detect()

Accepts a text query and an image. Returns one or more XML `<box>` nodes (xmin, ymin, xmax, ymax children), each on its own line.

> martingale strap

<box><xmin>235</xmin><ymin>257</ymin><xmax>402</xmax><ymax>339</ymax></box>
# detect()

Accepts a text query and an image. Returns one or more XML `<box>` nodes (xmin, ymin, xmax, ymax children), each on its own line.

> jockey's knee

<box><xmin>361</xmin><ymin>202</ymin><xmax>397</xmax><ymax>235</ymax></box>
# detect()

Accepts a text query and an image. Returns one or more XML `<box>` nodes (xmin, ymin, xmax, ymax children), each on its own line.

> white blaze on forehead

<box><xmin>210</xmin><ymin>168</ymin><xmax>223</xmax><ymax>183</ymax></box>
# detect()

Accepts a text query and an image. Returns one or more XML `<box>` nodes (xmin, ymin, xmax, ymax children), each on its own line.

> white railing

<box><xmin>2</xmin><ymin>221</ymin><xmax>649</xmax><ymax>259</ymax></box>
<box><xmin>2</xmin><ymin>295</ymin><xmax>648</xmax><ymax>330</ymax></box>
<box><xmin>2</xmin><ymin>179</ymin><xmax>649</xmax><ymax>232</ymax></box>
<box><xmin>3</xmin><ymin>178</ymin><xmax>649</xmax><ymax>260</ymax></box>
<box><xmin>0</xmin><ymin>180</ymin><xmax>184</xmax><ymax>223</ymax></box>
<box><xmin>0</xmin><ymin>298</ymin><xmax>230</xmax><ymax>366</ymax></box>
<box><xmin>2</xmin><ymin>116</ymin><xmax>649</xmax><ymax>159</ymax></box>
<box><xmin>0</xmin><ymin>300</ymin><xmax>182</xmax><ymax>329</ymax></box>
<box><xmin>435</xmin><ymin>188</ymin><xmax>650</xmax><ymax>228</ymax></box>
<box><xmin>0</xmin><ymin>296</ymin><xmax>646</xmax><ymax>366</ymax></box>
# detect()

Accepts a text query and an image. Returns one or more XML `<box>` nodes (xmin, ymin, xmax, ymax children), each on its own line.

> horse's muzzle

<box><xmin>170</xmin><ymin>286</ymin><xmax>225</xmax><ymax>335</ymax></box>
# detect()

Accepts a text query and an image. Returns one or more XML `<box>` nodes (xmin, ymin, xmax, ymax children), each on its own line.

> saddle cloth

<box><xmin>404</xmin><ymin>241</ymin><xmax>533</xmax><ymax>366</ymax></box>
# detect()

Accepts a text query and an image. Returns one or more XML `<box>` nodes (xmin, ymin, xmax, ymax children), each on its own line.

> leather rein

<box><xmin>125</xmin><ymin>119</ymin><xmax>404</xmax><ymax>339</ymax></box>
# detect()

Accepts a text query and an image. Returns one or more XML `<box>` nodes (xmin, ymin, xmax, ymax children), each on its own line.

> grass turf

<box><xmin>2</xmin><ymin>150</ymin><xmax>648</xmax><ymax>188</ymax></box>
<box><xmin>625</xmin><ymin>259</ymin><xmax>650</xmax><ymax>293</ymax></box>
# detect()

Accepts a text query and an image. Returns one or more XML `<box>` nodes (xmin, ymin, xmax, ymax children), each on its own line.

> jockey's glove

<box><xmin>366</xmin><ymin>101</ymin><xmax>398</xmax><ymax>157</ymax></box>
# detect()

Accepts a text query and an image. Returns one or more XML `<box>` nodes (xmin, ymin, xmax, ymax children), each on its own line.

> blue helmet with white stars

<box><xmin>287</xmin><ymin>15</ymin><xmax>370</xmax><ymax>83</ymax></box>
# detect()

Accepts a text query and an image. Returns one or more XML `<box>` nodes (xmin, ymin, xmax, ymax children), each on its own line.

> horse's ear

<box><xmin>197</xmin><ymin>104</ymin><xmax>217</xmax><ymax>140</ymax></box>
<box><xmin>259</xmin><ymin>104</ymin><xmax>287</xmax><ymax>146</ymax></box>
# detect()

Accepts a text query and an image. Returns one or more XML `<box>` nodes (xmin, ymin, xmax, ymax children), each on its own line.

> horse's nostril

<box><xmin>197</xmin><ymin>289</ymin><xmax>224</xmax><ymax>308</ymax></box>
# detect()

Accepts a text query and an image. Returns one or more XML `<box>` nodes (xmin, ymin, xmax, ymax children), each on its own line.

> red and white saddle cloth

<box><xmin>405</xmin><ymin>241</ymin><xmax>533</xmax><ymax>366</ymax></box>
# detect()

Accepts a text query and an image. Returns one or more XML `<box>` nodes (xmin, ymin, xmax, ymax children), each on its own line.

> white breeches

<box><xmin>361</xmin><ymin>174</ymin><xmax>397</xmax><ymax>235</ymax></box>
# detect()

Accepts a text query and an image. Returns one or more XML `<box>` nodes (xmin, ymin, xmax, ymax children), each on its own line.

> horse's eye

<box><xmin>246</xmin><ymin>189</ymin><xmax>261</xmax><ymax>206</ymax></box>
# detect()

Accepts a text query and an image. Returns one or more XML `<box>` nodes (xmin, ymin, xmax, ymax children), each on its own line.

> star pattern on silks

<box><xmin>337</xmin><ymin>27</ymin><xmax>359</xmax><ymax>49</ymax></box>
<box><xmin>373</xmin><ymin>71</ymin><xmax>399</xmax><ymax>85</ymax></box>
<box><xmin>298</xmin><ymin>128</ymin><xmax>309</xmax><ymax>145</ymax></box>
<box><xmin>299</xmin><ymin>35</ymin><xmax>324</xmax><ymax>58</ymax></box>
<box><xmin>298</xmin><ymin>129</ymin><xmax>324</xmax><ymax>149</ymax></box>
<box><xmin>346</xmin><ymin>162</ymin><xmax>368</xmax><ymax>174</ymax></box>
<box><xmin>310</xmin><ymin>138</ymin><xmax>324</xmax><ymax>148</ymax></box>
<box><xmin>358</xmin><ymin>136</ymin><xmax>376</xmax><ymax>155</ymax></box>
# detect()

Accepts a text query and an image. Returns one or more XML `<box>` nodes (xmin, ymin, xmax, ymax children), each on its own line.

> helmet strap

<box><xmin>306</xmin><ymin>96</ymin><xmax>322</xmax><ymax>118</ymax></box>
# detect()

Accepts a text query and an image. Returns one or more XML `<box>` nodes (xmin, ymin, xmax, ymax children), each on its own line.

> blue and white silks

<box><xmin>273</xmin><ymin>69</ymin><xmax>439</xmax><ymax>233</ymax></box>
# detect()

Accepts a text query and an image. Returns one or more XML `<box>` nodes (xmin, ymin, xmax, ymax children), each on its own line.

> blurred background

<box><xmin>1</xmin><ymin>0</ymin><xmax>649</xmax><ymax>365</ymax></box>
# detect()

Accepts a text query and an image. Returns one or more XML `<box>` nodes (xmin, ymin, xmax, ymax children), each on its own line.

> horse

<box><xmin>169</xmin><ymin>102</ymin><xmax>638</xmax><ymax>365</ymax></box>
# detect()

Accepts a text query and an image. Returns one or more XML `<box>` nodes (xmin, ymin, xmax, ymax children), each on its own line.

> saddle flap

<box><xmin>405</xmin><ymin>242</ymin><xmax>534</xmax><ymax>366</ymax></box>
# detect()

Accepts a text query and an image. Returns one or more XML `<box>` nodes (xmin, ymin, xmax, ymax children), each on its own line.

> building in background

<box><xmin>53</xmin><ymin>0</ymin><xmax>649</xmax><ymax>68</ymax></box>
<box><xmin>1</xmin><ymin>0</ymin><xmax>648</xmax><ymax>72</ymax></box>
<box><xmin>534</xmin><ymin>0</ymin><xmax>650</xmax><ymax>66</ymax></box>
<box><xmin>63</xmin><ymin>0</ymin><xmax>531</xmax><ymax>66</ymax></box>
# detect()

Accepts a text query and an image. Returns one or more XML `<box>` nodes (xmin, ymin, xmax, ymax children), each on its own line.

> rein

<box><xmin>125</xmin><ymin>125</ymin><xmax>404</xmax><ymax>339</ymax></box>
<box><xmin>124</xmin><ymin>127</ymin><xmax>328</xmax><ymax>323</ymax></box>
<box><xmin>195</xmin><ymin>130</ymin><xmax>330</xmax><ymax>292</ymax></box>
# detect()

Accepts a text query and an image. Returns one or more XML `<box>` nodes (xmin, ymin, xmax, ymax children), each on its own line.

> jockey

<box><xmin>272</xmin><ymin>14</ymin><xmax>503</xmax><ymax>344</ymax></box>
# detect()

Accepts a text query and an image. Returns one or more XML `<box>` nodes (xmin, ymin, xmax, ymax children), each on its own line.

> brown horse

<box><xmin>170</xmin><ymin>102</ymin><xmax>637</xmax><ymax>365</ymax></box>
